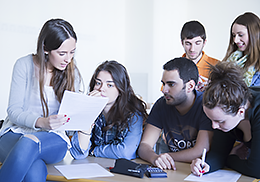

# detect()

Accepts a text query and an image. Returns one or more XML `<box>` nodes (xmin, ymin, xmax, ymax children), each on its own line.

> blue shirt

<box><xmin>70</xmin><ymin>112</ymin><xmax>143</xmax><ymax>160</ymax></box>
<box><xmin>251</xmin><ymin>71</ymin><xmax>260</xmax><ymax>87</ymax></box>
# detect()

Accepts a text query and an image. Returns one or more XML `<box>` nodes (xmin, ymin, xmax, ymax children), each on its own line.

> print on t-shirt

<box><xmin>165</xmin><ymin>125</ymin><xmax>197</xmax><ymax>152</ymax></box>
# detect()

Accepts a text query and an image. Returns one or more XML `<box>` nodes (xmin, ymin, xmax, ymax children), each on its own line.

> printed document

<box><xmin>56</xmin><ymin>90</ymin><xmax>108</xmax><ymax>131</ymax></box>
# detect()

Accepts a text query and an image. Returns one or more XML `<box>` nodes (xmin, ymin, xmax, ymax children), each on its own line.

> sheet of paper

<box><xmin>55</xmin><ymin>163</ymin><xmax>114</xmax><ymax>179</ymax></box>
<box><xmin>56</xmin><ymin>90</ymin><xmax>108</xmax><ymax>131</ymax></box>
<box><xmin>184</xmin><ymin>169</ymin><xmax>241</xmax><ymax>182</ymax></box>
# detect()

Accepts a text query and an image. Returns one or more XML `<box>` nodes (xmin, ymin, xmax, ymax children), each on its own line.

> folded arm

<box><xmin>70</xmin><ymin>114</ymin><xmax>143</xmax><ymax>160</ymax></box>
<box><xmin>93</xmin><ymin>114</ymin><xmax>143</xmax><ymax>159</ymax></box>
<box><xmin>70</xmin><ymin>131</ymin><xmax>92</xmax><ymax>160</ymax></box>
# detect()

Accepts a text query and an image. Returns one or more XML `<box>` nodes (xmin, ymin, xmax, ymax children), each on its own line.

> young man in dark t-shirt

<box><xmin>138</xmin><ymin>57</ymin><xmax>213</xmax><ymax>170</ymax></box>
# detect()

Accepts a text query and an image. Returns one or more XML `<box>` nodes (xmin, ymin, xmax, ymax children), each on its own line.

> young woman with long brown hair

<box><xmin>70</xmin><ymin>60</ymin><xmax>147</xmax><ymax>160</ymax></box>
<box><xmin>0</xmin><ymin>18</ymin><xmax>82</xmax><ymax>182</ymax></box>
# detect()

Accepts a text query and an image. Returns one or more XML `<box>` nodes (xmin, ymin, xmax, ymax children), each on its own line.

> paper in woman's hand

<box><xmin>56</xmin><ymin>90</ymin><xmax>108</xmax><ymax>131</ymax></box>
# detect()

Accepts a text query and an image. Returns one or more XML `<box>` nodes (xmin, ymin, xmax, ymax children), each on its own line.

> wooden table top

<box><xmin>46</xmin><ymin>151</ymin><xmax>256</xmax><ymax>182</ymax></box>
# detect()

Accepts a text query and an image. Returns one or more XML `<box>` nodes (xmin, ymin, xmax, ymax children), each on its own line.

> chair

<box><xmin>0</xmin><ymin>120</ymin><xmax>3</xmax><ymax>129</ymax></box>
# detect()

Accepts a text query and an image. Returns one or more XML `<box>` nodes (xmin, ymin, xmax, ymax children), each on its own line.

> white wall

<box><xmin>151</xmin><ymin>0</ymin><xmax>260</xmax><ymax>101</ymax></box>
<box><xmin>0</xmin><ymin>0</ymin><xmax>126</xmax><ymax>119</ymax></box>
<box><xmin>0</xmin><ymin>0</ymin><xmax>260</xmax><ymax>119</ymax></box>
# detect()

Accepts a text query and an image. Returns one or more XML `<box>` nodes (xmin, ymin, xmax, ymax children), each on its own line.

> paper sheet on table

<box><xmin>55</xmin><ymin>163</ymin><xmax>114</xmax><ymax>179</ymax></box>
<box><xmin>56</xmin><ymin>90</ymin><xmax>108</xmax><ymax>131</ymax></box>
<box><xmin>184</xmin><ymin>169</ymin><xmax>241</xmax><ymax>182</ymax></box>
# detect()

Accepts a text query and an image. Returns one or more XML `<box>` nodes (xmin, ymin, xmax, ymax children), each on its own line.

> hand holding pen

<box><xmin>190</xmin><ymin>148</ymin><xmax>210</xmax><ymax>177</ymax></box>
<box><xmin>200</xmin><ymin>148</ymin><xmax>206</xmax><ymax>177</ymax></box>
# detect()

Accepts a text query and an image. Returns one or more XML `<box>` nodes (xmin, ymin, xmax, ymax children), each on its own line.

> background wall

<box><xmin>0</xmin><ymin>0</ymin><xmax>259</xmax><ymax>119</ymax></box>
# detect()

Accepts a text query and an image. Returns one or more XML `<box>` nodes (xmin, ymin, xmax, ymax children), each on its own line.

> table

<box><xmin>47</xmin><ymin>151</ymin><xmax>256</xmax><ymax>182</ymax></box>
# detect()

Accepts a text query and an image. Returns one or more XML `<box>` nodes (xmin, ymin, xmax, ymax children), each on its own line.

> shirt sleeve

<box><xmin>93</xmin><ymin>113</ymin><xmax>143</xmax><ymax>160</ymax></box>
<box><xmin>198</xmin><ymin>114</ymin><xmax>213</xmax><ymax>131</ymax></box>
<box><xmin>251</xmin><ymin>71</ymin><xmax>260</xmax><ymax>87</ymax></box>
<box><xmin>7</xmin><ymin>57</ymin><xmax>40</xmax><ymax>129</ymax></box>
<box><xmin>69</xmin><ymin>131</ymin><xmax>92</xmax><ymax>160</ymax></box>
<box><xmin>195</xmin><ymin>91</ymin><xmax>213</xmax><ymax>131</ymax></box>
<box><xmin>206</xmin><ymin>129</ymin><xmax>235</xmax><ymax>173</ymax></box>
<box><xmin>146</xmin><ymin>97</ymin><xmax>164</xmax><ymax>129</ymax></box>
<box><xmin>226</xmin><ymin>113</ymin><xmax>260</xmax><ymax>179</ymax></box>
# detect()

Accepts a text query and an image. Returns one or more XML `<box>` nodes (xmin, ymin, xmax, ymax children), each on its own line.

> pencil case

<box><xmin>110</xmin><ymin>158</ymin><xmax>149</xmax><ymax>178</ymax></box>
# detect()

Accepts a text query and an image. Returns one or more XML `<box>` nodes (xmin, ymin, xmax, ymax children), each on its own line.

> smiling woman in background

<box><xmin>70</xmin><ymin>60</ymin><xmax>148</xmax><ymax>160</ymax></box>
<box><xmin>0</xmin><ymin>19</ymin><xmax>82</xmax><ymax>182</ymax></box>
<box><xmin>223</xmin><ymin>12</ymin><xmax>260</xmax><ymax>87</ymax></box>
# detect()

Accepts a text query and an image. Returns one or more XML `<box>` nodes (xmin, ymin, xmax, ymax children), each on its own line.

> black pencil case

<box><xmin>110</xmin><ymin>158</ymin><xmax>149</xmax><ymax>178</ymax></box>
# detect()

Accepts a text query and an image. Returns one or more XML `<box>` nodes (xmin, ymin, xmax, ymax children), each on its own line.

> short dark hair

<box><xmin>180</xmin><ymin>20</ymin><xmax>206</xmax><ymax>41</ymax></box>
<box><xmin>163</xmin><ymin>57</ymin><xmax>198</xmax><ymax>85</ymax></box>
<box><xmin>203</xmin><ymin>61</ymin><xmax>250</xmax><ymax>115</ymax></box>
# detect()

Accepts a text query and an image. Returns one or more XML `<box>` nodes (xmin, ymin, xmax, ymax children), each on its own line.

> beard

<box><xmin>186</xmin><ymin>48</ymin><xmax>203</xmax><ymax>62</ymax></box>
<box><xmin>164</xmin><ymin>88</ymin><xmax>187</xmax><ymax>106</ymax></box>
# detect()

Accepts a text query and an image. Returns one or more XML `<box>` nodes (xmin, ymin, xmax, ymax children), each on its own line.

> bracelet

<box><xmin>79</xmin><ymin>131</ymin><xmax>91</xmax><ymax>135</ymax></box>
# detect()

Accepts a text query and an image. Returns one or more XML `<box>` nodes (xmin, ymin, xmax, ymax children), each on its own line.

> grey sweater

<box><xmin>0</xmin><ymin>54</ymin><xmax>81</xmax><ymax>139</ymax></box>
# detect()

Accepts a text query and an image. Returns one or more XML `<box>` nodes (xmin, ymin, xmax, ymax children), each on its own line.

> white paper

<box><xmin>55</xmin><ymin>163</ymin><xmax>114</xmax><ymax>179</ymax></box>
<box><xmin>184</xmin><ymin>169</ymin><xmax>241</xmax><ymax>182</ymax></box>
<box><xmin>56</xmin><ymin>90</ymin><xmax>108</xmax><ymax>131</ymax></box>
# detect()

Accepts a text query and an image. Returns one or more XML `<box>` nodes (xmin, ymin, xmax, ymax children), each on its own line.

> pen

<box><xmin>106</xmin><ymin>167</ymin><xmax>113</xmax><ymax>170</ymax></box>
<box><xmin>200</xmin><ymin>148</ymin><xmax>206</xmax><ymax>177</ymax></box>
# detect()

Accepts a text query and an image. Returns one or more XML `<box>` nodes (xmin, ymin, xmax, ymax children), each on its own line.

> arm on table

<box><xmin>137</xmin><ymin>124</ymin><xmax>174</xmax><ymax>169</ymax></box>
<box><xmin>93</xmin><ymin>114</ymin><xmax>143</xmax><ymax>160</ymax></box>
<box><xmin>191</xmin><ymin>129</ymin><xmax>235</xmax><ymax>176</ymax></box>
<box><xmin>227</xmin><ymin>118</ymin><xmax>260</xmax><ymax>178</ymax></box>
<box><xmin>206</xmin><ymin>129</ymin><xmax>235</xmax><ymax>172</ymax></box>
<box><xmin>70</xmin><ymin>131</ymin><xmax>92</xmax><ymax>160</ymax></box>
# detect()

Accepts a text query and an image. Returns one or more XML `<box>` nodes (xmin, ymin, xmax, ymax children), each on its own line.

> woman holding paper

<box><xmin>0</xmin><ymin>19</ymin><xmax>82</xmax><ymax>182</ymax></box>
<box><xmin>190</xmin><ymin>61</ymin><xmax>260</xmax><ymax>178</ymax></box>
<box><xmin>70</xmin><ymin>60</ymin><xmax>148</xmax><ymax>160</ymax></box>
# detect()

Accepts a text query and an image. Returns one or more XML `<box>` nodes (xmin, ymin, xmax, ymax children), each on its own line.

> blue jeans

<box><xmin>0</xmin><ymin>131</ymin><xmax>67</xmax><ymax>182</ymax></box>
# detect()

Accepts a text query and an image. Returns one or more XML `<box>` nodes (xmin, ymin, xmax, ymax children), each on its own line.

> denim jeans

<box><xmin>0</xmin><ymin>131</ymin><xmax>67</xmax><ymax>182</ymax></box>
